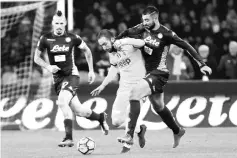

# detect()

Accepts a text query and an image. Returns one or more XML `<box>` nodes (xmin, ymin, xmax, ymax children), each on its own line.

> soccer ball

<box><xmin>77</xmin><ymin>137</ymin><xmax>96</xmax><ymax>155</ymax></box>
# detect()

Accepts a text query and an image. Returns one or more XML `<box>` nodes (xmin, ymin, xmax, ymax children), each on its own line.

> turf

<box><xmin>1</xmin><ymin>128</ymin><xmax>237</xmax><ymax>158</ymax></box>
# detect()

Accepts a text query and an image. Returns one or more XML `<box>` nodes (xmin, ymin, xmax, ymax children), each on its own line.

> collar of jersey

<box><xmin>51</xmin><ymin>31</ymin><xmax>68</xmax><ymax>38</ymax></box>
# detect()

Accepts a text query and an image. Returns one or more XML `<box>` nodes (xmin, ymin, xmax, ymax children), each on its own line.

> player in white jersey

<box><xmin>91</xmin><ymin>29</ymin><xmax>147</xmax><ymax>153</ymax></box>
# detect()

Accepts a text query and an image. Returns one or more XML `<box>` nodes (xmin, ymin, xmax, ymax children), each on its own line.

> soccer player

<box><xmin>116</xmin><ymin>6</ymin><xmax>212</xmax><ymax>149</ymax></box>
<box><xmin>34</xmin><ymin>11</ymin><xmax>109</xmax><ymax>147</ymax></box>
<box><xmin>90</xmin><ymin>29</ymin><xmax>147</xmax><ymax>153</ymax></box>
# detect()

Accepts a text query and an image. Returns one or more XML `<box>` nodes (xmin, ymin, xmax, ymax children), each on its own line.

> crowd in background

<box><xmin>1</xmin><ymin>0</ymin><xmax>237</xmax><ymax>86</ymax></box>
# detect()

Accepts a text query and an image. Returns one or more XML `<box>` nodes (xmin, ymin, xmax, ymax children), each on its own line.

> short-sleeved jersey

<box><xmin>109</xmin><ymin>39</ymin><xmax>146</xmax><ymax>85</ymax></box>
<box><xmin>37</xmin><ymin>32</ymin><xmax>85</xmax><ymax>76</ymax></box>
<box><xmin>117</xmin><ymin>24</ymin><xmax>205</xmax><ymax>74</ymax></box>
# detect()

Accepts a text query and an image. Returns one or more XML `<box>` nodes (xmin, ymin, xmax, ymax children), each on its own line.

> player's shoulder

<box><xmin>39</xmin><ymin>32</ymin><xmax>50</xmax><ymax>39</ymax></box>
<box><xmin>130</xmin><ymin>23</ymin><xmax>145</xmax><ymax>32</ymax></box>
<box><xmin>39</xmin><ymin>32</ymin><xmax>53</xmax><ymax>43</ymax></box>
<box><xmin>159</xmin><ymin>25</ymin><xmax>176</xmax><ymax>37</ymax></box>
<box><xmin>68</xmin><ymin>32</ymin><xmax>81</xmax><ymax>39</ymax></box>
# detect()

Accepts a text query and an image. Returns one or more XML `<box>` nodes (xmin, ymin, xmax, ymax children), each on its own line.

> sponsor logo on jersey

<box><xmin>144</xmin><ymin>36</ymin><xmax>160</xmax><ymax>47</ymax></box>
<box><xmin>65</xmin><ymin>37</ymin><xmax>71</xmax><ymax>42</ymax></box>
<box><xmin>50</xmin><ymin>45</ymin><xmax>69</xmax><ymax>52</ymax></box>
<box><xmin>117</xmin><ymin>58</ymin><xmax>131</xmax><ymax>68</ymax></box>
<box><xmin>144</xmin><ymin>46</ymin><xmax>153</xmax><ymax>55</ymax></box>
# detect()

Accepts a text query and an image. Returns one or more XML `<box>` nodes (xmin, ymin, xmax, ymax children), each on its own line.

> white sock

<box><xmin>123</xmin><ymin>143</ymin><xmax>132</xmax><ymax>148</ymax></box>
<box><xmin>134</xmin><ymin>122</ymin><xmax>141</xmax><ymax>134</ymax></box>
<box><xmin>124</xmin><ymin>119</ymin><xmax>141</xmax><ymax>134</ymax></box>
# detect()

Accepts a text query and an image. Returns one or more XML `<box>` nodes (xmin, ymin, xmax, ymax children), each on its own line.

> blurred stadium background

<box><xmin>1</xmin><ymin>0</ymin><xmax>237</xmax><ymax>157</ymax></box>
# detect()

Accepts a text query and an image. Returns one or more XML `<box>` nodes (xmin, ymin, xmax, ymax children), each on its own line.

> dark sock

<box><xmin>64</xmin><ymin>119</ymin><xmax>73</xmax><ymax>140</ymax></box>
<box><xmin>157</xmin><ymin>106</ymin><xmax>180</xmax><ymax>134</ymax></box>
<box><xmin>127</xmin><ymin>100</ymin><xmax>140</xmax><ymax>138</ymax></box>
<box><xmin>86</xmin><ymin>111</ymin><xmax>101</xmax><ymax>121</ymax></box>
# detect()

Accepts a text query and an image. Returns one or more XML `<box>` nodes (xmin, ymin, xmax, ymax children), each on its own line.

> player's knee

<box><xmin>152</xmin><ymin>99</ymin><xmax>164</xmax><ymax>112</ymax></box>
<box><xmin>56</xmin><ymin>98</ymin><xmax>67</xmax><ymax>108</ymax></box>
<box><xmin>129</xmin><ymin>87</ymin><xmax>141</xmax><ymax>101</ymax></box>
<box><xmin>112</xmin><ymin>118</ymin><xmax>124</xmax><ymax>128</ymax></box>
<box><xmin>111</xmin><ymin>113</ymin><xmax>125</xmax><ymax>127</ymax></box>
<box><xmin>76</xmin><ymin>107</ymin><xmax>91</xmax><ymax>117</ymax></box>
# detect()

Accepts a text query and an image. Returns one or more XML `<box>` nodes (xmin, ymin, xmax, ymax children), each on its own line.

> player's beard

<box><xmin>144</xmin><ymin>21</ymin><xmax>156</xmax><ymax>30</ymax></box>
<box><xmin>107</xmin><ymin>42</ymin><xmax>116</xmax><ymax>53</ymax></box>
<box><xmin>55</xmin><ymin>28</ymin><xmax>64</xmax><ymax>36</ymax></box>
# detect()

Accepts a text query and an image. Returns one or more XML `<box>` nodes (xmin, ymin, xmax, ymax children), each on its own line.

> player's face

<box><xmin>142</xmin><ymin>14</ymin><xmax>155</xmax><ymax>30</ymax></box>
<box><xmin>52</xmin><ymin>16</ymin><xmax>66</xmax><ymax>36</ymax></box>
<box><xmin>98</xmin><ymin>37</ymin><xmax>113</xmax><ymax>52</ymax></box>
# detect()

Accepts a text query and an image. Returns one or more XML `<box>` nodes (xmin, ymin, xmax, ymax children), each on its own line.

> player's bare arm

<box><xmin>91</xmin><ymin>65</ymin><xmax>119</xmax><ymax>96</ymax></box>
<box><xmin>34</xmin><ymin>48</ymin><xmax>60</xmax><ymax>73</ymax></box>
<box><xmin>78</xmin><ymin>41</ymin><xmax>95</xmax><ymax>84</ymax></box>
<box><xmin>114</xmin><ymin>38</ymin><xmax>145</xmax><ymax>49</ymax></box>
<box><xmin>169</xmin><ymin>32</ymin><xmax>212</xmax><ymax>75</ymax></box>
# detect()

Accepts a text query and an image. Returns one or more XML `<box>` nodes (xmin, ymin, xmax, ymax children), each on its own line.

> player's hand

<box><xmin>200</xmin><ymin>65</ymin><xmax>212</xmax><ymax>76</ymax></box>
<box><xmin>113</xmin><ymin>40</ymin><xmax>123</xmax><ymax>49</ymax></box>
<box><xmin>90</xmin><ymin>85</ymin><xmax>105</xmax><ymax>96</ymax></box>
<box><xmin>88</xmin><ymin>71</ymin><xmax>95</xmax><ymax>84</ymax></box>
<box><xmin>47</xmin><ymin>65</ymin><xmax>61</xmax><ymax>73</ymax></box>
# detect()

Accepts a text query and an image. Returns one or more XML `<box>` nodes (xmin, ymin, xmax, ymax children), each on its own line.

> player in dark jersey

<box><xmin>116</xmin><ymin>6</ymin><xmax>212</xmax><ymax>151</ymax></box>
<box><xmin>34</xmin><ymin>11</ymin><xmax>109</xmax><ymax>147</ymax></box>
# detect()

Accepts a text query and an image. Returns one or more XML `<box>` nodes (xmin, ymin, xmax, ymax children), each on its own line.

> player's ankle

<box><xmin>65</xmin><ymin>134</ymin><xmax>73</xmax><ymax>140</ymax></box>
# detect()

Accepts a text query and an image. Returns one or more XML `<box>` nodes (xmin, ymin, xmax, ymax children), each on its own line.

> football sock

<box><xmin>135</xmin><ymin>122</ymin><xmax>141</xmax><ymax>134</ymax></box>
<box><xmin>125</xmin><ymin>119</ymin><xmax>141</xmax><ymax>134</ymax></box>
<box><xmin>86</xmin><ymin>111</ymin><xmax>101</xmax><ymax>121</ymax></box>
<box><xmin>127</xmin><ymin>100</ymin><xmax>141</xmax><ymax>138</ymax></box>
<box><xmin>157</xmin><ymin>106</ymin><xmax>180</xmax><ymax>134</ymax></box>
<box><xmin>64</xmin><ymin>119</ymin><xmax>73</xmax><ymax>140</ymax></box>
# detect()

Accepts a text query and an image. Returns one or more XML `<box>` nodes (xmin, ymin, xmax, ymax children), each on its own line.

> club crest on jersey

<box><xmin>51</xmin><ymin>45</ymin><xmax>69</xmax><ymax>52</ymax></box>
<box><xmin>65</xmin><ymin>37</ymin><xmax>71</xmax><ymax>42</ymax></box>
<box><xmin>157</xmin><ymin>33</ymin><xmax>163</xmax><ymax>39</ymax></box>
<box><xmin>144</xmin><ymin>36</ymin><xmax>160</xmax><ymax>47</ymax></box>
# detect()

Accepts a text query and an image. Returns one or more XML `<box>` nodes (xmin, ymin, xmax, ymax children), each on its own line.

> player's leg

<box><xmin>57</xmin><ymin>89</ymin><xmax>74</xmax><ymax>147</ymax></box>
<box><xmin>55</xmin><ymin>76</ymin><xmax>78</xmax><ymax>147</ymax></box>
<box><xmin>111</xmin><ymin>92</ymin><xmax>128</xmax><ymax>127</ymax></box>
<box><xmin>111</xmin><ymin>92</ymin><xmax>132</xmax><ymax>153</ymax></box>
<box><xmin>149</xmin><ymin>93</ymin><xmax>185</xmax><ymax>148</ymax></box>
<box><xmin>147</xmin><ymin>70</ymin><xmax>185</xmax><ymax>148</ymax></box>
<box><xmin>117</xmin><ymin>79</ymin><xmax>151</xmax><ymax>145</ymax></box>
<box><xmin>113</xmin><ymin>91</ymin><xmax>146</xmax><ymax>153</ymax></box>
<box><xmin>70</xmin><ymin>95</ymin><xmax>109</xmax><ymax>135</ymax></box>
<box><xmin>149</xmin><ymin>92</ymin><xmax>180</xmax><ymax>134</ymax></box>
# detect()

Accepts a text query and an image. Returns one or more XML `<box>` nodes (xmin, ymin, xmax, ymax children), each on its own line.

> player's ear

<box><xmin>111</xmin><ymin>37</ymin><xmax>115</xmax><ymax>43</ymax></box>
<box><xmin>152</xmin><ymin>13</ymin><xmax>158</xmax><ymax>21</ymax></box>
<box><xmin>64</xmin><ymin>18</ymin><xmax>67</xmax><ymax>26</ymax></box>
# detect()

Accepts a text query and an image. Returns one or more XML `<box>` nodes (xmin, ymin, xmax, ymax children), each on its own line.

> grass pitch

<box><xmin>1</xmin><ymin>128</ymin><xmax>237</xmax><ymax>158</ymax></box>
